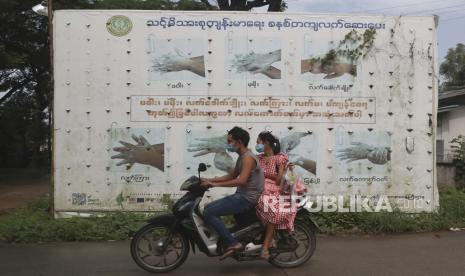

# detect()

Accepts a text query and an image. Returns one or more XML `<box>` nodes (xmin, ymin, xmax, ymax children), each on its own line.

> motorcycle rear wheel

<box><xmin>269</xmin><ymin>220</ymin><xmax>316</xmax><ymax>268</ymax></box>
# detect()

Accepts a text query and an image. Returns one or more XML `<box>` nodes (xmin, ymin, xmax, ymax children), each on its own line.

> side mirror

<box><xmin>198</xmin><ymin>163</ymin><xmax>207</xmax><ymax>172</ymax></box>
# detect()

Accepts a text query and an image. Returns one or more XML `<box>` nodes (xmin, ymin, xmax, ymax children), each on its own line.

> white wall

<box><xmin>438</xmin><ymin>106</ymin><xmax>465</xmax><ymax>152</ymax></box>
<box><xmin>53</xmin><ymin>10</ymin><xmax>439</xmax><ymax>213</ymax></box>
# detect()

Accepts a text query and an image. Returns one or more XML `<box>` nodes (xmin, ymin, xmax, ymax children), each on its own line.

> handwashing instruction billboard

<box><xmin>53</xmin><ymin>10</ymin><xmax>439</xmax><ymax>215</ymax></box>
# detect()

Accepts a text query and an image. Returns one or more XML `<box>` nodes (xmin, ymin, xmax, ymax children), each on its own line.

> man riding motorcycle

<box><xmin>201</xmin><ymin>126</ymin><xmax>264</xmax><ymax>260</ymax></box>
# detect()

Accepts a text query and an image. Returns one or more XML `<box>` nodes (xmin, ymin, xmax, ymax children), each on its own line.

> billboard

<box><xmin>53</xmin><ymin>10</ymin><xmax>439</xmax><ymax>215</ymax></box>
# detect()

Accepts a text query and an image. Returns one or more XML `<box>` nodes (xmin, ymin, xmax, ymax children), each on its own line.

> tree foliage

<box><xmin>440</xmin><ymin>43</ymin><xmax>465</xmax><ymax>89</ymax></box>
<box><xmin>0</xmin><ymin>0</ymin><xmax>50</xmax><ymax>168</ymax></box>
<box><xmin>218</xmin><ymin>0</ymin><xmax>286</xmax><ymax>11</ymax></box>
<box><xmin>53</xmin><ymin>0</ymin><xmax>215</xmax><ymax>10</ymax></box>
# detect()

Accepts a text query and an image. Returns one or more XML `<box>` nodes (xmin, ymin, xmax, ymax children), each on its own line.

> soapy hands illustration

<box><xmin>152</xmin><ymin>48</ymin><xmax>205</xmax><ymax>77</ymax></box>
<box><xmin>231</xmin><ymin>49</ymin><xmax>281</xmax><ymax>79</ymax></box>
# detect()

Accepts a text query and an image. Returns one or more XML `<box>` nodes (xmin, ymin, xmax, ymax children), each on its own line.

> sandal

<box><xmin>270</xmin><ymin>239</ymin><xmax>277</xmax><ymax>249</ymax></box>
<box><xmin>219</xmin><ymin>243</ymin><xmax>244</xmax><ymax>260</ymax></box>
<box><xmin>260</xmin><ymin>249</ymin><xmax>270</xmax><ymax>261</ymax></box>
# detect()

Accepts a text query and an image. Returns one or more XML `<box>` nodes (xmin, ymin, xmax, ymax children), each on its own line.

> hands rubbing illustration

<box><xmin>111</xmin><ymin>132</ymin><xmax>318</xmax><ymax>174</ymax></box>
<box><xmin>280</xmin><ymin>132</ymin><xmax>310</xmax><ymax>153</ymax></box>
<box><xmin>288</xmin><ymin>154</ymin><xmax>317</xmax><ymax>175</ymax></box>
<box><xmin>336</xmin><ymin>142</ymin><xmax>391</xmax><ymax>165</ymax></box>
<box><xmin>301</xmin><ymin>59</ymin><xmax>357</xmax><ymax>79</ymax></box>
<box><xmin>278</xmin><ymin>132</ymin><xmax>317</xmax><ymax>174</ymax></box>
<box><xmin>187</xmin><ymin>134</ymin><xmax>235</xmax><ymax>173</ymax></box>
<box><xmin>111</xmin><ymin>134</ymin><xmax>165</xmax><ymax>171</ymax></box>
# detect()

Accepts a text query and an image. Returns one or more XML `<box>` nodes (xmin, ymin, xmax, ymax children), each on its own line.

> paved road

<box><xmin>1</xmin><ymin>231</ymin><xmax>464</xmax><ymax>276</ymax></box>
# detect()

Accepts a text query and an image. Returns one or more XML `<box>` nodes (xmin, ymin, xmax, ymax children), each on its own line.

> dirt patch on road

<box><xmin>0</xmin><ymin>170</ymin><xmax>50</xmax><ymax>212</ymax></box>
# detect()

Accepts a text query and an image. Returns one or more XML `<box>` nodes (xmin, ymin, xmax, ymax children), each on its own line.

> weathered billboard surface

<box><xmin>53</xmin><ymin>10</ymin><xmax>439</xmax><ymax>215</ymax></box>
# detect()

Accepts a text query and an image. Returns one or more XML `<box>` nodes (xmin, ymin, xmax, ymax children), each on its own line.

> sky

<box><xmin>2</xmin><ymin>0</ymin><xmax>463</xmax><ymax>100</ymax></box>
<box><xmin>249</xmin><ymin>0</ymin><xmax>465</xmax><ymax>63</ymax></box>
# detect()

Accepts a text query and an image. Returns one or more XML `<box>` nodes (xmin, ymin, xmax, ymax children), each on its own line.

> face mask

<box><xmin>255</xmin><ymin>144</ymin><xmax>264</xmax><ymax>153</ymax></box>
<box><xmin>227</xmin><ymin>143</ymin><xmax>239</xmax><ymax>153</ymax></box>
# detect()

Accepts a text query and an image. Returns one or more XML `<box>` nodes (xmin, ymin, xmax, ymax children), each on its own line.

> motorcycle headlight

<box><xmin>180</xmin><ymin>176</ymin><xmax>198</xmax><ymax>191</ymax></box>
<box><xmin>180</xmin><ymin>180</ymin><xmax>191</xmax><ymax>191</ymax></box>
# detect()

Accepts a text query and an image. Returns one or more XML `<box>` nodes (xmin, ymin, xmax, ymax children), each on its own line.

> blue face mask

<box><xmin>227</xmin><ymin>143</ymin><xmax>239</xmax><ymax>153</ymax></box>
<box><xmin>255</xmin><ymin>144</ymin><xmax>264</xmax><ymax>153</ymax></box>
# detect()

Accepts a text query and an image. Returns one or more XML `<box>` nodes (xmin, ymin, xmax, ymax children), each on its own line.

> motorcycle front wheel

<box><xmin>130</xmin><ymin>223</ymin><xmax>190</xmax><ymax>273</ymax></box>
<box><xmin>269</xmin><ymin>219</ymin><xmax>316</xmax><ymax>268</ymax></box>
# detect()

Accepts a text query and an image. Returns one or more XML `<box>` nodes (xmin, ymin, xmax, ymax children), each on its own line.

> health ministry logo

<box><xmin>106</xmin><ymin>15</ymin><xmax>133</xmax><ymax>37</ymax></box>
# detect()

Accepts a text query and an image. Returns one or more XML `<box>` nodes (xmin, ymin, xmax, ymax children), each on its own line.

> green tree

<box><xmin>53</xmin><ymin>0</ymin><xmax>213</xmax><ymax>10</ymax></box>
<box><xmin>218</xmin><ymin>0</ymin><xmax>287</xmax><ymax>11</ymax></box>
<box><xmin>0</xmin><ymin>0</ymin><xmax>50</xmax><ymax>168</ymax></box>
<box><xmin>440</xmin><ymin>43</ymin><xmax>465</xmax><ymax>89</ymax></box>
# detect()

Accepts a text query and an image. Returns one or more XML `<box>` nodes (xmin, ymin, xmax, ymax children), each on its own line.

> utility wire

<box><xmin>405</xmin><ymin>2</ymin><xmax>465</xmax><ymax>15</ymax></box>
<box><xmin>360</xmin><ymin>0</ymin><xmax>464</xmax><ymax>13</ymax></box>
<box><xmin>432</xmin><ymin>9</ymin><xmax>465</xmax><ymax>15</ymax></box>
<box><xmin>441</xmin><ymin>15</ymin><xmax>465</xmax><ymax>21</ymax></box>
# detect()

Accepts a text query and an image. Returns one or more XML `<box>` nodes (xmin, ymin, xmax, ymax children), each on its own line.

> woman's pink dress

<box><xmin>255</xmin><ymin>153</ymin><xmax>296</xmax><ymax>231</ymax></box>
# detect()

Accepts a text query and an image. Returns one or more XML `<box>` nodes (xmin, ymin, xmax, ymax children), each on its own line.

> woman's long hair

<box><xmin>258</xmin><ymin>131</ymin><xmax>281</xmax><ymax>155</ymax></box>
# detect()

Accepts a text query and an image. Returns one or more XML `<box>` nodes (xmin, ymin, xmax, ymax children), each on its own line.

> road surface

<box><xmin>1</xmin><ymin>231</ymin><xmax>464</xmax><ymax>276</ymax></box>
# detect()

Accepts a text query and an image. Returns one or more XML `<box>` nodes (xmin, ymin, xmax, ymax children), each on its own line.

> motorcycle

<box><xmin>130</xmin><ymin>163</ymin><xmax>318</xmax><ymax>273</ymax></box>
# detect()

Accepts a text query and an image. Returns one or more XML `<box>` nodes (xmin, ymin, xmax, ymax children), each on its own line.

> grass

<box><xmin>312</xmin><ymin>187</ymin><xmax>465</xmax><ymax>234</ymax></box>
<box><xmin>0</xmin><ymin>188</ymin><xmax>464</xmax><ymax>243</ymax></box>
<box><xmin>0</xmin><ymin>198</ymin><xmax>147</xmax><ymax>243</ymax></box>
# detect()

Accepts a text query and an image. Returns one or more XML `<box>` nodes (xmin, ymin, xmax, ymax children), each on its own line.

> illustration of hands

<box><xmin>289</xmin><ymin>154</ymin><xmax>317</xmax><ymax>175</ymax></box>
<box><xmin>289</xmin><ymin>154</ymin><xmax>305</xmax><ymax>166</ymax></box>
<box><xmin>336</xmin><ymin>142</ymin><xmax>391</xmax><ymax>165</ymax></box>
<box><xmin>231</xmin><ymin>49</ymin><xmax>281</xmax><ymax>79</ymax></box>
<box><xmin>152</xmin><ymin>48</ymin><xmax>205</xmax><ymax>77</ymax></box>
<box><xmin>111</xmin><ymin>134</ymin><xmax>165</xmax><ymax>171</ymax></box>
<box><xmin>187</xmin><ymin>134</ymin><xmax>235</xmax><ymax>173</ymax></box>
<box><xmin>280</xmin><ymin>132</ymin><xmax>310</xmax><ymax>153</ymax></box>
<box><xmin>213</xmin><ymin>151</ymin><xmax>235</xmax><ymax>173</ymax></box>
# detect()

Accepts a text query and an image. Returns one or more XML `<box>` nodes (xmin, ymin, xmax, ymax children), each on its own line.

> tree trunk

<box><xmin>246</xmin><ymin>0</ymin><xmax>269</xmax><ymax>10</ymax></box>
<box><xmin>218</xmin><ymin>0</ymin><xmax>284</xmax><ymax>12</ymax></box>
<box><xmin>217</xmin><ymin>0</ymin><xmax>230</xmax><ymax>10</ymax></box>
<box><xmin>231</xmin><ymin>0</ymin><xmax>248</xmax><ymax>10</ymax></box>
<box><xmin>268</xmin><ymin>0</ymin><xmax>282</xmax><ymax>11</ymax></box>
